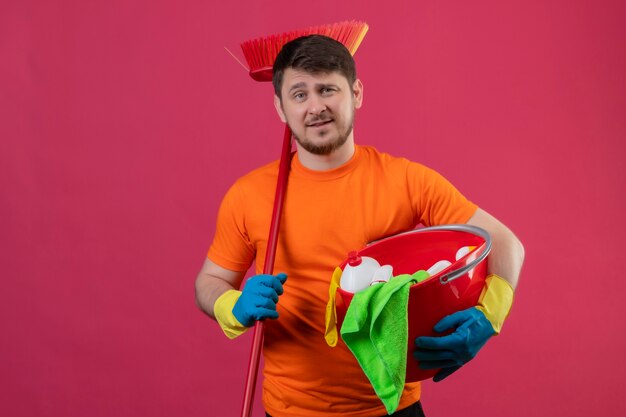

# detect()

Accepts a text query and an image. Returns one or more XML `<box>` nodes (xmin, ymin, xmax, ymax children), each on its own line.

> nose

<box><xmin>307</xmin><ymin>94</ymin><xmax>327</xmax><ymax>116</ymax></box>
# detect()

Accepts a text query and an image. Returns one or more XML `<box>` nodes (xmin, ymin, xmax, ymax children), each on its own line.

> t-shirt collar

<box><xmin>291</xmin><ymin>145</ymin><xmax>362</xmax><ymax>181</ymax></box>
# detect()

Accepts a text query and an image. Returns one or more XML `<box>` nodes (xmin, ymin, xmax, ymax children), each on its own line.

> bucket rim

<box><xmin>353</xmin><ymin>224</ymin><xmax>492</xmax><ymax>285</ymax></box>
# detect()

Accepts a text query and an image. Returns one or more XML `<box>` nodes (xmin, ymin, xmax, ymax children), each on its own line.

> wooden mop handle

<box><xmin>240</xmin><ymin>125</ymin><xmax>292</xmax><ymax>417</ymax></box>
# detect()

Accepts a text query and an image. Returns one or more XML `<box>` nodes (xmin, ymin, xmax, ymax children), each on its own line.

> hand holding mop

<box><xmin>238</xmin><ymin>20</ymin><xmax>369</xmax><ymax>417</ymax></box>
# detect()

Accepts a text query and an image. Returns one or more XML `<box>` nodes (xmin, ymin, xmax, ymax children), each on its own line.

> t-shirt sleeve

<box><xmin>408</xmin><ymin>162</ymin><xmax>478</xmax><ymax>227</ymax></box>
<box><xmin>207</xmin><ymin>181</ymin><xmax>256</xmax><ymax>272</ymax></box>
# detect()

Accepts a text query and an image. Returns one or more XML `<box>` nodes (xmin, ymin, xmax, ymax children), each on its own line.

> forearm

<box><xmin>195</xmin><ymin>275</ymin><xmax>236</xmax><ymax>319</ymax></box>
<box><xmin>467</xmin><ymin>208</ymin><xmax>525</xmax><ymax>290</ymax></box>
<box><xmin>194</xmin><ymin>258</ymin><xmax>244</xmax><ymax>320</ymax></box>
<box><xmin>486</xmin><ymin>225</ymin><xmax>524</xmax><ymax>290</ymax></box>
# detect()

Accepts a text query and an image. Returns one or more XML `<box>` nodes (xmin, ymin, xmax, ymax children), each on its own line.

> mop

<box><xmin>237</xmin><ymin>20</ymin><xmax>369</xmax><ymax>417</ymax></box>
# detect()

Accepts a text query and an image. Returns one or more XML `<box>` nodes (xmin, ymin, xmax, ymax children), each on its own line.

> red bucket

<box><xmin>335</xmin><ymin>224</ymin><xmax>491</xmax><ymax>382</ymax></box>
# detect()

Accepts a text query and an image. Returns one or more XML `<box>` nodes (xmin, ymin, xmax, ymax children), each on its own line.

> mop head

<box><xmin>240</xmin><ymin>20</ymin><xmax>369</xmax><ymax>82</ymax></box>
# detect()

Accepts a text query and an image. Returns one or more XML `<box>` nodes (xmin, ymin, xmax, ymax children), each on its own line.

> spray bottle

<box><xmin>340</xmin><ymin>251</ymin><xmax>381</xmax><ymax>293</ymax></box>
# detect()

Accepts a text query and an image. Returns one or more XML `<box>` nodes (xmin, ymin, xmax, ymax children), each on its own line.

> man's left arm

<box><xmin>413</xmin><ymin>207</ymin><xmax>525</xmax><ymax>381</ymax></box>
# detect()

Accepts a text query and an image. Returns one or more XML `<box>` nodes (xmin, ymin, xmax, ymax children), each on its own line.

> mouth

<box><xmin>306</xmin><ymin>119</ymin><xmax>333</xmax><ymax>128</ymax></box>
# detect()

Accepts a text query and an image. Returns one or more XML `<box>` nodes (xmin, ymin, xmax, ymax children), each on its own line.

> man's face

<box><xmin>274</xmin><ymin>68</ymin><xmax>363</xmax><ymax>156</ymax></box>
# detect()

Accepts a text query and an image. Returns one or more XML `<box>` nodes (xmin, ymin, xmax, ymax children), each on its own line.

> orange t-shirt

<box><xmin>208</xmin><ymin>145</ymin><xmax>477</xmax><ymax>417</ymax></box>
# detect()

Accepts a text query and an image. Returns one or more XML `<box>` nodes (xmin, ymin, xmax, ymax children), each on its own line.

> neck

<box><xmin>295</xmin><ymin>139</ymin><xmax>356</xmax><ymax>171</ymax></box>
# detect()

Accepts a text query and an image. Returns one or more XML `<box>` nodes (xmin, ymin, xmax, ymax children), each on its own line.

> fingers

<box><xmin>233</xmin><ymin>296</ymin><xmax>279</xmax><ymax>325</ymax></box>
<box><xmin>417</xmin><ymin>359</ymin><xmax>461</xmax><ymax>369</ymax></box>
<box><xmin>413</xmin><ymin>348</ymin><xmax>458</xmax><ymax>362</ymax></box>
<box><xmin>433</xmin><ymin>365</ymin><xmax>462</xmax><ymax>382</ymax></box>
<box><xmin>414</xmin><ymin>331</ymin><xmax>468</xmax><ymax>371</ymax></box>
<box><xmin>252</xmin><ymin>285</ymin><xmax>280</xmax><ymax>303</ymax></box>
<box><xmin>433</xmin><ymin>310</ymin><xmax>472</xmax><ymax>333</ymax></box>
<box><xmin>249</xmin><ymin>273</ymin><xmax>287</xmax><ymax>295</ymax></box>
<box><xmin>415</xmin><ymin>332</ymin><xmax>464</xmax><ymax>351</ymax></box>
<box><xmin>253</xmin><ymin>291</ymin><xmax>278</xmax><ymax>310</ymax></box>
<box><xmin>252</xmin><ymin>307</ymin><xmax>279</xmax><ymax>321</ymax></box>
<box><xmin>413</xmin><ymin>347</ymin><xmax>463</xmax><ymax>369</ymax></box>
<box><xmin>237</xmin><ymin>273</ymin><xmax>289</xmax><ymax>325</ymax></box>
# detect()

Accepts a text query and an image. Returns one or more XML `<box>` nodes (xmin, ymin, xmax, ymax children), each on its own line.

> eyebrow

<box><xmin>288</xmin><ymin>82</ymin><xmax>307</xmax><ymax>93</ymax></box>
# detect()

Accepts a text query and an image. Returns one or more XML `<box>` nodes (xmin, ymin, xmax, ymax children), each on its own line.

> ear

<box><xmin>274</xmin><ymin>95</ymin><xmax>287</xmax><ymax>123</ymax></box>
<box><xmin>352</xmin><ymin>79</ymin><xmax>364</xmax><ymax>109</ymax></box>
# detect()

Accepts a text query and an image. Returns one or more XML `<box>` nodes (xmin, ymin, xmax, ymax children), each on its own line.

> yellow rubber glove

<box><xmin>214</xmin><ymin>289</ymin><xmax>249</xmax><ymax>339</ymax></box>
<box><xmin>475</xmin><ymin>274</ymin><xmax>514</xmax><ymax>334</ymax></box>
<box><xmin>324</xmin><ymin>267</ymin><xmax>343</xmax><ymax>347</ymax></box>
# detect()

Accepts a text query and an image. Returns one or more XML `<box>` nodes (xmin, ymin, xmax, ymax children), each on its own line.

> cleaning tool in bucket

<box><xmin>328</xmin><ymin>224</ymin><xmax>492</xmax><ymax>383</ymax></box>
<box><xmin>238</xmin><ymin>21</ymin><xmax>369</xmax><ymax>417</ymax></box>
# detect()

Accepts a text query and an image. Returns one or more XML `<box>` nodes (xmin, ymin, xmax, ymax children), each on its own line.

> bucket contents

<box><xmin>425</xmin><ymin>246</ymin><xmax>477</xmax><ymax>276</ymax></box>
<box><xmin>340</xmin><ymin>247</ymin><xmax>453</xmax><ymax>293</ymax></box>
<box><xmin>426</xmin><ymin>260</ymin><xmax>452</xmax><ymax>276</ymax></box>
<box><xmin>455</xmin><ymin>245</ymin><xmax>476</xmax><ymax>260</ymax></box>
<box><xmin>340</xmin><ymin>252</ymin><xmax>395</xmax><ymax>293</ymax></box>
<box><xmin>371</xmin><ymin>265</ymin><xmax>393</xmax><ymax>285</ymax></box>
<box><xmin>342</xmin><ymin>245</ymin><xmax>478</xmax><ymax>293</ymax></box>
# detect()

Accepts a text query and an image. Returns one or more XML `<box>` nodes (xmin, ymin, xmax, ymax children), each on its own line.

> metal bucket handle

<box><xmin>367</xmin><ymin>224</ymin><xmax>492</xmax><ymax>285</ymax></box>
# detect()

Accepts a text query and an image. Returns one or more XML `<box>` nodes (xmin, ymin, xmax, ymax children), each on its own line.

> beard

<box><xmin>293</xmin><ymin>125</ymin><xmax>352</xmax><ymax>155</ymax></box>
<box><xmin>290</xmin><ymin>111</ymin><xmax>355</xmax><ymax>156</ymax></box>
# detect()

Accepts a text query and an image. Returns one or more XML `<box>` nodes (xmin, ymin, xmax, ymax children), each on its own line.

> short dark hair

<box><xmin>272</xmin><ymin>34</ymin><xmax>357</xmax><ymax>97</ymax></box>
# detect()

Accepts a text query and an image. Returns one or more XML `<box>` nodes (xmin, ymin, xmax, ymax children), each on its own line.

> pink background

<box><xmin>1</xmin><ymin>1</ymin><xmax>625</xmax><ymax>416</ymax></box>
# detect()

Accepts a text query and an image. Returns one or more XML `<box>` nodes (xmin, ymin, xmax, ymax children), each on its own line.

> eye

<box><xmin>293</xmin><ymin>91</ymin><xmax>307</xmax><ymax>102</ymax></box>
<box><xmin>320</xmin><ymin>87</ymin><xmax>335</xmax><ymax>95</ymax></box>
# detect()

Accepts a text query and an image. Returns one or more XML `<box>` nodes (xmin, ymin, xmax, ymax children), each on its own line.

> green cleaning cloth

<box><xmin>340</xmin><ymin>270</ymin><xmax>430</xmax><ymax>415</ymax></box>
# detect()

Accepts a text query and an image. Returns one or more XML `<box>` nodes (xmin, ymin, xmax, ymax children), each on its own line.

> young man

<box><xmin>195</xmin><ymin>35</ymin><xmax>524</xmax><ymax>417</ymax></box>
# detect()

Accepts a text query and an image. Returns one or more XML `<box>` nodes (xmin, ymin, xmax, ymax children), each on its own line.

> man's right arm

<box><xmin>194</xmin><ymin>257</ymin><xmax>244</xmax><ymax>319</ymax></box>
